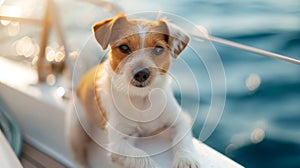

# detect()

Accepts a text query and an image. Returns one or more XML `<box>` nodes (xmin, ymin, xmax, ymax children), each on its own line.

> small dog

<box><xmin>67</xmin><ymin>14</ymin><xmax>200</xmax><ymax>168</ymax></box>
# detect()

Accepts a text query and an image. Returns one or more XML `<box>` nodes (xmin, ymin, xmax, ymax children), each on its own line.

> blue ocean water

<box><xmin>1</xmin><ymin>0</ymin><xmax>300</xmax><ymax>167</ymax></box>
<box><xmin>117</xmin><ymin>1</ymin><xmax>300</xmax><ymax>167</ymax></box>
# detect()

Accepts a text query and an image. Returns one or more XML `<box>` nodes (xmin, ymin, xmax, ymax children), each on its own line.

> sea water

<box><xmin>117</xmin><ymin>1</ymin><xmax>300</xmax><ymax>167</ymax></box>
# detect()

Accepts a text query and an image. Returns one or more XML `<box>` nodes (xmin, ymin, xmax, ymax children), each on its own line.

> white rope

<box><xmin>191</xmin><ymin>33</ymin><xmax>300</xmax><ymax>65</ymax></box>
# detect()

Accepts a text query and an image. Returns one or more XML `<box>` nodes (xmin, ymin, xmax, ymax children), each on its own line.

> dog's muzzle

<box><xmin>131</xmin><ymin>68</ymin><xmax>150</xmax><ymax>88</ymax></box>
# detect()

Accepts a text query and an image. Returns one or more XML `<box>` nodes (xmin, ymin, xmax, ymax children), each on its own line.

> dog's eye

<box><xmin>119</xmin><ymin>44</ymin><xmax>131</xmax><ymax>54</ymax></box>
<box><xmin>152</xmin><ymin>46</ymin><xmax>164</xmax><ymax>56</ymax></box>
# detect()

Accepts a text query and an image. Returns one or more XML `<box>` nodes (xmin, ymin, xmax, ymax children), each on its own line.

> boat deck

<box><xmin>20</xmin><ymin>142</ymin><xmax>66</xmax><ymax>168</ymax></box>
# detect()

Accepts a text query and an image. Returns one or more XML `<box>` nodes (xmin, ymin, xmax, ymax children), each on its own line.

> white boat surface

<box><xmin>0</xmin><ymin>57</ymin><xmax>243</xmax><ymax>168</ymax></box>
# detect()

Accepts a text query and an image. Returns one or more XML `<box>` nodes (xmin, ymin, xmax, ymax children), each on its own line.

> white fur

<box><xmin>138</xmin><ymin>22</ymin><xmax>146</xmax><ymax>48</ymax></box>
<box><xmin>92</xmin><ymin>59</ymin><xmax>200</xmax><ymax>168</ymax></box>
<box><xmin>110</xmin><ymin>49</ymin><xmax>166</xmax><ymax>97</ymax></box>
<box><xmin>67</xmin><ymin>20</ymin><xmax>199</xmax><ymax>168</ymax></box>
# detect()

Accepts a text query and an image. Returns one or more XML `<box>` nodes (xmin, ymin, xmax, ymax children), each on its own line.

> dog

<box><xmin>66</xmin><ymin>14</ymin><xmax>200</xmax><ymax>168</ymax></box>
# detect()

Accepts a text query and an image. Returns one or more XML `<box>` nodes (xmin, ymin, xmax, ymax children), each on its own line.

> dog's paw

<box><xmin>173</xmin><ymin>152</ymin><xmax>200</xmax><ymax>168</ymax></box>
<box><xmin>111</xmin><ymin>151</ymin><xmax>157</xmax><ymax>168</ymax></box>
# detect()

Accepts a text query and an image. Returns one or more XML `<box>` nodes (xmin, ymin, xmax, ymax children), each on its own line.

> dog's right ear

<box><xmin>93</xmin><ymin>14</ymin><xmax>127</xmax><ymax>50</ymax></box>
<box><xmin>93</xmin><ymin>18</ymin><xmax>113</xmax><ymax>50</ymax></box>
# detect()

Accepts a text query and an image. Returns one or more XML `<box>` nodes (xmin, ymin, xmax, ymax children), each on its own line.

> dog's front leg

<box><xmin>107</xmin><ymin>126</ymin><xmax>157</xmax><ymax>168</ymax></box>
<box><xmin>171</xmin><ymin>113</ymin><xmax>201</xmax><ymax>168</ymax></box>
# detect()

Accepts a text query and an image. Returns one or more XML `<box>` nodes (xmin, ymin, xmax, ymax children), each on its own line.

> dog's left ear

<box><xmin>159</xmin><ymin>20</ymin><xmax>190</xmax><ymax>59</ymax></box>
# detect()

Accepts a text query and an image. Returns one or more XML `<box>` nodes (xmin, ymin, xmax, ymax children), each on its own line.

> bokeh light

<box><xmin>54</xmin><ymin>50</ymin><xmax>64</xmax><ymax>62</ymax></box>
<box><xmin>46</xmin><ymin>74</ymin><xmax>56</xmax><ymax>86</ymax></box>
<box><xmin>246</xmin><ymin>73</ymin><xmax>261</xmax><ymax>91</ymax></box>
<box><xmin>69</xmin><ymin>51</ymin><xmax>78</xmax><ymax>60</ymax></box>
<box><xmin>56</xmin><ymin>86</ymin><xmax>65</xmax><ymax>98</ymax></box>
<box><xmin>250</xmin><ymin>128</ymin><xmax>265</xmax><ymax>144</ymax></box>
<box><xmin>46</xmin><ymin>47</ymin><xmax>55</xmax><ymax>62</ymax></box>
<box><xmin>15</xmin><ymin>36</ymin><xmax>39</xmax><ymax>58</ymax></box>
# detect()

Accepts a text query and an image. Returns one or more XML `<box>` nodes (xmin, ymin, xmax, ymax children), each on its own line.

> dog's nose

<box><xmin>133</xmin><ymin>68</ymin><xmax>150</xmax><ymax>83</ymax></box>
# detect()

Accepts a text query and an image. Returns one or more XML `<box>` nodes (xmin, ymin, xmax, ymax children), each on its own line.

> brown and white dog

<box><xmin>67</xmin><ymin>14</ymin><xmax>200</xmax><ymax>168</ymax></box>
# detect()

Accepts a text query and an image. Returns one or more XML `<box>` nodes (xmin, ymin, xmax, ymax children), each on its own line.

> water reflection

<box><xmin>250</xmin><ymin>128</ymin><xmax>265</xmax><ymax>144</ymax></box>
<box><xmin>226</xmin><ymin>122</ymin><xmax>267</xmax><ymax>156</ymax></box>
<box><xmin>246</xmin><ymin>73</ymin><xmax>261</xmax><ymax>91</ymax></box>
<box><xmin>225</xmin><ymin>143</ymin><xmax>237</xmax><ymax>156</ymax></box>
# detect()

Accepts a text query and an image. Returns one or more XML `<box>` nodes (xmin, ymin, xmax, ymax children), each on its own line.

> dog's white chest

<box><xmin>102</xmin><ymin>85</ymin><xmax>174</xmax><ymax>136</ymax></box>
<box><xmin>111</xmin><ymin>87</ymin><xmax>167</xmax><ymax>118</ymax></box>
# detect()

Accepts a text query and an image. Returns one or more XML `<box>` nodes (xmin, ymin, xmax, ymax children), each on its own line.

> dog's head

<box><xmin>93</xmin><ymin>14</ymin><xmax>189</xmax><ymax>96</ymax></box>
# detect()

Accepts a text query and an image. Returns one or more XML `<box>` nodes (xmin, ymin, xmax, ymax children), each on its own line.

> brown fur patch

<box><xmin>144</xmin><ymin>32</ymin><xmax>171</xmax><ymax>74</ymax></box>
<box><xmin>93</xmin><ymin>14</ymin><xmax>189</xmax><ymax>74</ymax></box>
<box><xmin>76</xmin><ymin>64</ymin><xmax>107</xmax><ymax>128</ymax></box>
<box><xmin>109</xmin><ymin>34</ymin><xmax>141</xmax><ymax>71</ymax></box>
<box><xmin>108</xmin><ymin>19</ymin><xmax>171</xmax><ymax>74</ymax></box>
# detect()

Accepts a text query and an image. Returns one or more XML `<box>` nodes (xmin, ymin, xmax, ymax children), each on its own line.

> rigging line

<box><xmin>83</xmin><ymin>0</ymin><xmax>299</xmax><ymax>65</ymax></box>
<box><xmin>191</xmin><ymin>33</ymin><xmax>300</xmax><ymax>65</ymax></box>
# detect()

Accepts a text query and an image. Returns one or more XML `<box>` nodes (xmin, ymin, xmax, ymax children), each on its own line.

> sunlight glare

<box><xmin>250</xmin><ymin>128</ymin><xmax>265</xmax><ymax>144</ymax></box>
<box><xmin>57</xmin><ymin>87</ymin><xmax>66</xmax><ymax>98</ymax></box>
<box><xmin>0</xmin><ymin>0</ymin><xmax>5</xmax><ymax>6</ymax></box>
<box><xmin>0</xmin><ymin>5</ymin><xmax>22</xmax><ymax>25</ymax></box>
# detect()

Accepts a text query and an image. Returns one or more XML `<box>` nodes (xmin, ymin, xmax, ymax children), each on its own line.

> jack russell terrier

<box><xmin>67</xmin><ymin>14</ymin><xmax>200</xmax><ymax>168</ymax></box>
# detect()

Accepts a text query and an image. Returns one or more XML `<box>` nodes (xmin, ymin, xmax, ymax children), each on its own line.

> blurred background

<box><xmin>0</xmin><ymin>0</ymin><xmax>300</xmax><ymax>168</ymax></box>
